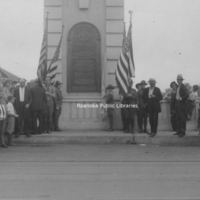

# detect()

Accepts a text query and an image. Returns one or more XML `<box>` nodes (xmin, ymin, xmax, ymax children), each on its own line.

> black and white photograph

<box><xmin>0</xmin><ymin>0</ymin><xmax>200</xmax><ymax>199</ymax></box>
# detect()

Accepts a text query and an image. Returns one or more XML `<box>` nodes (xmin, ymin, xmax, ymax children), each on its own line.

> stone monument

<box><xmin>44</xmin><ymin>0</ymin><xmax>124</xmax><ymax>130</ymax></box>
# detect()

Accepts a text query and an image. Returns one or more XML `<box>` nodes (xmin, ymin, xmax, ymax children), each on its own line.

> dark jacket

<box><xmin>105</xmin><ymin>93</ymin><xmax>114</xmax><ymax>104</ymax></box>
<box><xmin>14</xmin><ymin>87</ymin><xmax>32</xmax><ymax>113</ymax></box>
<box><xmin>170</xmin><ymin>91</ymin><xmax>176</xmax><ymax>113</ymax></box>
<box><xmin>55</xmin><ymin>87</ymin><xmax>63</xmax><ymax>109</ymax></box>
<box><xmin>30</xmin><ymin>85</ymin><xmax>46</xmax><ymax>111</ymax></box>
<box><xmin>142</xmin><ymin>87</ymin><xmax>163</xmax><ymax>113</ymax></box>
<box><xmin>137</xmin><ymin>89</ymin><xmax>145</xmax><ymax>107</ymax></box>
<box><xmin>174</xmin><ymin>83</ymin><xmax>189</xmax><ymax>107</ymax></box>
<box><xmin>123</xmin><ymin>88</ymin><xmax>137</xmax><ymax>105</ymax></box>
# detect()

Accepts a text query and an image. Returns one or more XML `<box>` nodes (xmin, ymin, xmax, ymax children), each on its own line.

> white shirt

<box><xmin>188</xmin><ymin>91</ymin><xmax>198</xmax><ymax>101</ymax></box>
<box><xmin>176</xmin><ymin>85</ymin><xmax>181</xmax><ymax>100</ymax></box>
<box><xmin>19</xmin><ymin>87</ymin><xmax>25</xmax><ymax>102</ymax></box>
<box><xmin>6</xmin><ymin>102</ymin><xmax>15</xmax><ymax>115</ymax></box>
<box><xmin>0</xmin><ymin>104</ymin><xmax>6</xmax><ymax>119</ymax></box>
<box><xmin>148</xmin><ymin>87</ymin><xmax>154</xmax><ymax>98</ymax></box>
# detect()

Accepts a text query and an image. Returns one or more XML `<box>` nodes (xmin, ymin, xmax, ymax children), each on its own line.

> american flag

<box><xmin>126</xmin><ymin>21</ymin><xmax>135</xmax><ymax>78</ymax></box>
<box><xmin>37</xmin><ymin>15</ymin><xmax>48</xmax><ymax>86</ymax></box>
<box><xmin>115</xmin><ymin>21</ymin><xmax>135</xmax><ymax>95</ymax></box>
<box><xmin>47</xmin><ymin>28</ymin><xmax>63</xmax><ymax>84</ymax></box>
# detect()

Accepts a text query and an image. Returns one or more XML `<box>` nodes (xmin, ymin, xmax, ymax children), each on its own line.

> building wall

<box><xmin>106</xmin><ymin>0</ymin><xmax>124</xmax><ymax>99</ymax></box>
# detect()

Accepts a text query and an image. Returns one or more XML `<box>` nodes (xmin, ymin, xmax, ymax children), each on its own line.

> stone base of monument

<box><xmin>13</xmin><ymin>131</ymin><xmax>200</xmax><ymax>146</ymax></box>
<box><xmin>59</xmin><ymin>100</ymin><xmax>199</xmax><ymax>131</ymax></box>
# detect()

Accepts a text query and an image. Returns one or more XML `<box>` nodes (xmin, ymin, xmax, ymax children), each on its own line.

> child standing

<box><xmin>6</xmin><ymin>95</ymin><xmax>18</xmax><ymax>146</ymax></box>
<box><xmin>104</xmin><ymin>85</ymin><xmax>115</xmax><ymax>131</ymax></box>
<box><xmin>0</xmin><ymin>94</ymin><xmax>7</xmax><ymax>148</ymax></box>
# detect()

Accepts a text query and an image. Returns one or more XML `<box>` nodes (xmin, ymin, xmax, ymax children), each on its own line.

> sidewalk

<box><xmin>12</xmin><ymin>130</ymin><xmax>200</xmax><ymax>146</ymax></box>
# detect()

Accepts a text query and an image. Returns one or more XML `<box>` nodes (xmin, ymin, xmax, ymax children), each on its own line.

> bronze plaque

<box><xmin>67</xmin><ymin>23</ymin><xmax>101</xmax><ymax>93</ymax></box>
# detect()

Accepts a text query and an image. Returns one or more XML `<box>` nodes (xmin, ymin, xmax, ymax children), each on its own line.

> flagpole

<box><xmin>129</xmin><ymin>10</ymin><xmax>133</xmax><ymax>24</ymax></box>
<box><xmin>128</xmin><ymin>10</ymin><xmax>135</xmax><ymax>78</ymax></box>
<box><xmin>46</xmin><ymin>12</ymin><xmax>49</xmax><ymax>70</ymax></box>
<box><xmin>55</xmin><ymin>25</ymin><xmax>64</xmax><ymax>80</ymax></box>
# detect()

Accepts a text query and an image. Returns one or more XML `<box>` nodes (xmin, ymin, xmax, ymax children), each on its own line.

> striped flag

<box><xmin>47</xmin><ymin>27</ymin><xmax>63</xmax><ymax>84</ymax></box>
<box><xmin>37</xmin><ymin>15</ymin><xmax>48</xmax><ymax>86</ymax></box>
<box><xmin>127</xmin><ymin>21</ymin><xmax>135</xmax><ymax>78</ymax></box>
<box><xmin>115</xmin><ymin>21</ymin><xmax>135</xmax><ymax>96</ymax></box>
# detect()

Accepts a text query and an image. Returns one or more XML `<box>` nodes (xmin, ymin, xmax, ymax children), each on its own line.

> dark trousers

<box><xmin>32</xmin><ymin>110</ymin><xmax>43</xmax><ymax>134</ymax></box>
<box><xmin>170</xmin><ymin>111</ymin><xmax>176</xmax><ymax>131</ymax></box>
<box><xmin>175</xmin><ymin>102</ymin><xmax>186</xmax><ymax>134</ymax></box>
<box><xmin>30</xmin><ymin>111</ymin><xmax>34</xmax><ymax>134</ymax></box>
<box><xmin>53</xmin><ymin>108</ymin><xmax>61</xmax><ymax>130</ymax></box>
<box><xmin>0</xmin><ymin>120</ymin><xmax>6</xmax><ymax>145</ymax></box>
<box><xmin>148</xmin><ymin>108</ymin><xmax>159</xmax><ymax>134</ymax></box>
<box><xmin>16</xmin><ymin>102</ymin><xmax>30</xmax><ymax>135</ymax></box>
<box><xmin>121</xmin><ymin>108</ymin><xmax>126</xmax><ymax>130</ymax></box>
<box><xmin>125</xmin><ymin>108</ymin><xmax>135</xmax><ymax>131</ymax></box>
<box><xmin>137</xmin><ymin>106</ymin><xmax>148</xmax><ymax>131</ymax></box>
<box><xmin>107</xmin><ymin>108</ymin><xmax>114</xmax><ymax>129</ymax></box>
<box><xmin>44</xmin><ymin>100</ymin><xmax>54</xmax><ymax>132</ymax></box>
<box><xmin>198</xmin><ymin>108</ymin><xmax>200</xmax><ymax>129</ymax></box>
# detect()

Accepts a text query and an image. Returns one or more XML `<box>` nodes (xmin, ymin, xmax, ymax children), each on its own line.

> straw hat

<box><xmin>148</xmin><ymin>78</ymin><xmax>156</xmax><ymax>83</ymax></box>
<box><xmin>106</xmin><ymin>84</ymin><xmax>115</xmax><ymax>90</ymax></box>
<box><xmin>176</xmin><ymin>74</ymin><xmax>184</xmax><ymax>80</ymax></box>
<box><xmin>141</xmin><ymin>80</ymin><xmax>148</xmax><ymax>85</ymax></box>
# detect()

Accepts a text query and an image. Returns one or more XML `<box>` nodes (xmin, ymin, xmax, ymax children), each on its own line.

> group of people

<box><xmin>1</xmin><ymin>73</ymin><xmax>199</xmax><ymax>148</ymax></box>
<box><xmin>0</xmin><ymin>77</ymin><xmax>63</xmax><ymax>148</ymax></box>
<box><xmin>104</xmin><ymin>74</ymin><xmax>200</xmax><ymax>137</ymax></box>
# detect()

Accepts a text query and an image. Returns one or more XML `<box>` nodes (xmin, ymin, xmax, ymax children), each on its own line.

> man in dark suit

<box><xmin>14</xmin><ymin>78</ymin><xmax>32</xmax><ymax>137</ymax></box>
<box><xmin>174</xmin><ymin>74</ymin><xmax>189</xmax><ymax>137</ymax></box>
<box><xmin>142</xmin><ymin>78</ymin><xmax>163</xmax><ymax>137</ymax></box>
<box><xmin>30</xmin><ymin>78</ymin><xmax>46</xmax><ymax>135</ymax></box>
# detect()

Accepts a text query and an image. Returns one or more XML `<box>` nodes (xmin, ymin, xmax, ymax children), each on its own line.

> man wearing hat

<box><xmin>136</xmin><ymin>82</ymin><xmax>148</xmax><ymax>133</ymax></box>
<box><xmin>104</xmin><ymin>84</ymin><xmax>115</xmax><ymax>131</ymax></box>
<box><xmin>44</xmin><ymin>77</ymin><xmax>56</xmax><ymax>133</ymax></box>
<box><xmin>174</xmin><ymin>74</ymin><xmax>189</xmax><ymax>137</ymax></box>
<box><xmin>123</xmin><ymin>78</ymin><xmax>137</xmax><ymax>133</ymax></box>
<box><xmin>142</xmin><ymin>78</ymin><xmax>162</xmax><ymax>137</ymax></box>
<box><xmin>53</xmin><ymin>81</ymin><xmax>63</xmax><ymax>131</ymax></box>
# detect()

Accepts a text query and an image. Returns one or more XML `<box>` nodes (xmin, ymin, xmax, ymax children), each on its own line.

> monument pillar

<box><xmin>44</xmin><ymin>0</ymin><xmax>124</xmax><ymax>130</ymax></box>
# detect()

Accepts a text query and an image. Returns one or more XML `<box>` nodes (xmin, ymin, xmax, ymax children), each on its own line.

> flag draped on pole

<box><xmin>126</xmin><ymin>18</ymin><xmax>135</xmax><ymax>78</ymax></box>
<box><xmin>37</xmin><ymin>13</ymin><xmax>48</xmax><ymax>86</ymax></box>
<box><xmin>47</xmin><ymin>26</ymin><xmax>64</xmax><ymax>85</ymax></box>
<box><xmin>115</xmin><ymin>12</ymin><xmax>135</xmax><ymax>96</ymax></box>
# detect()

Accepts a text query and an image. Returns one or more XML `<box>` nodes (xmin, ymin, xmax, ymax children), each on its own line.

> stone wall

<box><xmin>105</xmin><ymin>0</ymin><xmax>124</xmax><ymax>99</ymax></box>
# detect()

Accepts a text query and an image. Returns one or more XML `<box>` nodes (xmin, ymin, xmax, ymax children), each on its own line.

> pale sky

<box><xmin>0</xmin><ymin>0</ymin><xmax>200</xmax><ymax>91</ymax></box>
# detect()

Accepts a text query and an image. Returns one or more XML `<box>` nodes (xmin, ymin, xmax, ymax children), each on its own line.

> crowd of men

<box><xmin>0</xmin><ymin>77</ymin><xmax>63</xmax><ymax>147</ymax></box>
<box><xmin>104</xmin><ymin>74</ymin><xmax>200</xmax><ymax>137</ymax></box>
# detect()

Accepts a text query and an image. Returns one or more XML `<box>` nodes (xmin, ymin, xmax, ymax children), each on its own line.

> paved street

<box><xmin>0</xmin><ymin>144</ymin><xmax>200</xmax><ymax>200</ymax></box>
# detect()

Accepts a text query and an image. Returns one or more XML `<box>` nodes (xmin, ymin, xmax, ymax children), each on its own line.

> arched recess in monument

<box><xmin>67</xmin><ymin>22</ymin><xmax>101</xmax><ymax>93</ymax></box>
